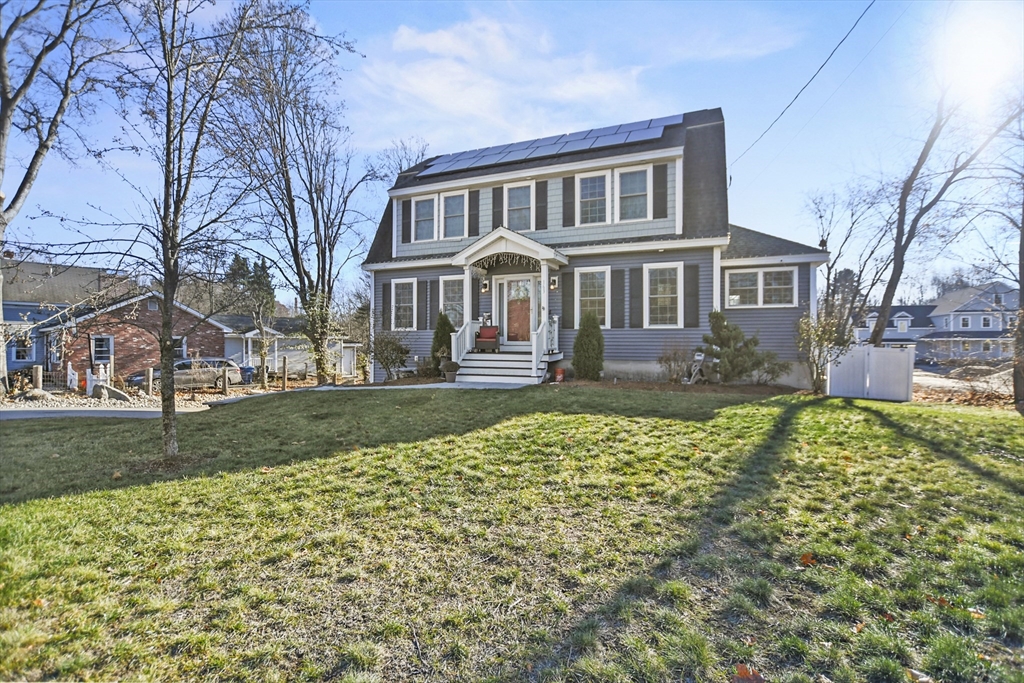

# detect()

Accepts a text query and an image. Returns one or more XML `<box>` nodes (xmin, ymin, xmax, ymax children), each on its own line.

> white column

<box><xmin>810</xmin><ymin>267</ymin><xmax>818</xmax><ymax>320</ymax></box>
<box><xmin>463</xmin><ymin>266</ymin><xmax>472</xmax><ymax>325</ymax></box>
<box><xmin>540</xmin><ymin>262</ymin><xmax>549</xmax><ymax>323</ymax></box>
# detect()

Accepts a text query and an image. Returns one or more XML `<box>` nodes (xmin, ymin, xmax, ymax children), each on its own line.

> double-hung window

<box><xmin>577</xmin><ymin>172</ymin><xmax>609</xmax><ymax>225</ymax></box>
<box><xmin>14</xmin><ymin>337</ymin><xmax>33</xmax><ymax>361</ymax></box>
<box><xmin>981</xmin><ymin>316</ymin><xmax>991</xmax><ymax>329</ymax></box>
<box><xmin>392</xmin><ymin>279</ymin><xmax>416</xmax><ymax>330</ymax></box>
<box><xmin>643</xmin><ymin>262</ymin><xmax>683</xmax><ymax>327</ymax></box>
<box><xmin>505</xmin><ymin>183</ymin><xmax>532</xmax><ymax>232</ymax></box>
<box><xmin>960</xmin><ymin>316</ymin><xmax>970</xmax><ymax>329</ymax></box>
<box><xmin>725</xmin><ymin>268</ymin><xmax>796</xmax><ymax>308</ymax></box>
<box><xmin>172</xmin><ymin>336</ymin><xmax>187</xmax><ymax>359</ymax></box>
<box><xmin>994</xmin><ymin>293</ymin><xmax>1003</xmax><ymax>305</ymax></box>
<box><xmin>442</xmin><ymin>192</ymin><xmax>466</xmax><ymax>239</ymax></box>
<box><xmin>440</xmin><ymin>277</ymin><xmax>464</xmax><ymax>328</ymax></box>
<box><xmin>576</xmin><ymin>267</ymin><xmax>610</xmax><ymax>328</ymax></box>
<box><xmin>616</xmin><ymin>166</ymin><xmax>651</xmax><ymax>222</ymax></box>
<box><xmin>413</xmin><ymin>198</ymin><xmax>435</xmax><ymax>241</ymax></box>
<box><xmin>897</xmin><ymin>319</ymin><xmax>909</xmax><ymax>334</ymax></box>
<box><xmin>92</xmin><ymin>335</ymin><xmax>113</xmax><ymax>365</ymax></box>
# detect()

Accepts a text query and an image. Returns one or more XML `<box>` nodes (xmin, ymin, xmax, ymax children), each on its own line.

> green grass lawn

<box><xmin>1</xmin><ymin>386</ymin><xmax>1022</xmax><ymax>682</ymax></box>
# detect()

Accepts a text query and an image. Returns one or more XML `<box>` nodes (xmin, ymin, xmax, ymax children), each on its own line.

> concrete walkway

<box><xmin>0</xmin><ymin>405</ymin><xmax>208</xmax><ymax>421</ymax></box>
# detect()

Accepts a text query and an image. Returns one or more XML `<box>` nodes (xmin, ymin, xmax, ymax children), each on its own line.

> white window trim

<box><xmin>411</xmin><ymin>195</ymin><xmax>438</xmax><ymax>242</ymax></box>
<box><xmin>439</xmin><ymin>275</ymin><xmax>465</xmax><ymax>328</ymax></box>
<box><xmin>503</xmin><ymin>180</ymin><xmax>535</xmax><ymax>232</ymax></box>
<box><xmin>13</xmin><ymin>337</ymin><xmax>34</xmax><ymax>362</ymax></box>
<box><xmin>576</xmin><ymin>170</ymin><xmax>612</xmax><ymax>227</ymax></box>
<box><xmin>981</xmin><ymin>316</ymin><xmax>991</xmax><ymax>329</ymax></box>
<box><xmin>440</xmin><ymin>190</ymin><xmax>469</xmax><ymax>240</ymax></box>
<box><xmin>391</xmin><ymin>278</ymin><xmax>417</xmax><ymax>331</ymax></box>
<box><xmin>172</xmin><ymin>335</ymin><xmax>187</xmax><ymax>359</ymax></box>
<box><xmin>148</xmin><ymin>299</ymin><xmax>159</xmax><ymax>311</ymax></box>
<box><xmin>897</xmin><ymin>320</ymin><xmax>908</xmax><ymax>334</ymax></box>
<box><xmin>724</xmin><ymin>267</ymin><xmax>798</xmax><ymax>309</ymax></box>
<box><xmin>960</xmin><ymin>316</ymin><xmax>970</xmax><ymax>329</ymax></box>
<box><xmin>614</xmin><ymin>164</ymin><xmax>653</xmax><ymax>224</ymax></box>
<box><xmin>575</xmin><ymin>266</ymin><xmax>612</xmax><ymax>330</ymax></box>
<box><xmin>643</xmin><ymin>261</ymin><xmax>684</xmax><ymax>328</ymax></box>
<box><xmin>91</xmin><ymin>334</ymin><xmax>114</xmax><ymax>364</ymax></box>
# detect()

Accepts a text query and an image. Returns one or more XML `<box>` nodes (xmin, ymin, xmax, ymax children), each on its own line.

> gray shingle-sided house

<box><xmin>853</xmin><ymin>305</ymin><xmax>936</xmax><ymax>347</ymax></box>
<box><xmin>361</xmin><ymin>109</ymin><xmax>829</xmax><ymax>385</ymax></box>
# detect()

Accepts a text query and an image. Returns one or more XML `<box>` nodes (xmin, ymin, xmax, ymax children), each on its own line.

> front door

<box><xmin>506</xmin><ymin>278</ymin><xmax>533</xmax><ymax>342</ymax></box>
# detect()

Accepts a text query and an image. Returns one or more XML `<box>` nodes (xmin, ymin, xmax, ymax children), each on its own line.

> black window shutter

<box><xmin>562</xmin><ymin>177</ymin><xmax>575</xmax><ymax>227</ymax></box>
<box><xmin>653</xmin><ymin>164</ymin><xmax>668</xmax><ymax>219</ymax></box>
<box><xmin>468</xmin><ymin>190</ymin><xmax>480</xmax><ymax>237</ymax></box>
<box><xmin>629</xmin><ymin>268</ymin><xmax>644</xmax><ymax>328</ymax></box>
<box><xmin>417</xmin><ymin>280</ymin><xmax>427</xmax><ymax>330</ymax></box>
<box><xmin>611</xmin><ymin>269</ymin><xmax>625</xmax><ymax>328</ymax></box>
<box><xmin>535</xmin><ymin>180</ymin><xmax>548</xmax><ymax>230</ymax></box>
<box><xmin>684</xmin><ymin>265</ymin><xmax>700</xmax><ymax>328</ymax></box>
<box><xmin>492</xmin><ymin>187</ymin><xmax>503</xmax><ymax>230</ymax></box>
<box><xmin>562</xmin><ymin>273</ymin><xmax>574</xmax><ymax>329</ymax></box>
<box><xmin>472</xmin><ymin>279</ymin><xmax>480</xmax><ymax>320</ymax></box>
<box><xmin>401</xmin><ymin>200</ymin><xmax>411</xmax><ymax>243</ymax></box>
<box><xmin>381</xmin><ymin>284</ymin><xmax>391</xmax><ymax>330</ymax></box>
<box><xmin>429</xmin><ymin>279</ymin><xmax>440</xmax><ymax>329</ymax></box>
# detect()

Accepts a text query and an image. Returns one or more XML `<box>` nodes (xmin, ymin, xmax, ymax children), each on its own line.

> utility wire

<box><xmin>731</xmin><ymin>0</ymin><xmax>876</xmax><ymax>167</ymax></box>
<box><xmin>749</xmin><ymin>1</ymin><xmax>910</xmax><ymax>184</ymax></box>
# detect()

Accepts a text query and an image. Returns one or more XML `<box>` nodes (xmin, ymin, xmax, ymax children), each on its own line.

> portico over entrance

<box><xmin>450</xmin><ymin>228</ymin><xmax>567</xmax><ymax>347</ymax></box>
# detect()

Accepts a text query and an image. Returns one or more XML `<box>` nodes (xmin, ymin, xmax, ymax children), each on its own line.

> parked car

<box><xmin>126</xmin><ymin>358</ymin><xmax>242</xmax><ymax>390</ymax></box>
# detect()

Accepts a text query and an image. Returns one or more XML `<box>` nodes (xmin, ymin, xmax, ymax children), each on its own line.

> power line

<box><xmin>749</xmin><ymin>2</ymin><xmax>910</xmax><ymax>185</ymax></box>
<box><xmin>731</xmin><ymin>0</ymin><xmax>876</xmax><ymax>167</ymax></box>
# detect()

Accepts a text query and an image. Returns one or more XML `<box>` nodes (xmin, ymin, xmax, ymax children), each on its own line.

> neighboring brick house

<box><xmin>41</xmin><ymin>293</ymin><xmax>232</xmax><ymax>378</ymax></box>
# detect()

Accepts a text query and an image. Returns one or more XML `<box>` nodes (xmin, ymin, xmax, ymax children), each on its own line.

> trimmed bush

<box><xmin>431</xmin><ymin>311</ymin><xmax>456</xmax><ymax>374</ymax></box>
<box><xmin>572</xmin><ymin>312</ymin><xmax>604</xmax><ymax>381</ymax></box>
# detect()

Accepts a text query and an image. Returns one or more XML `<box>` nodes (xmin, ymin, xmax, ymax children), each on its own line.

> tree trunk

<box><xmin>0</xmin><ymin>261</ymin><xmax>8</xmax><ymax>394</ymax></box>
<box><xmin>869</xmin><ymin>248</ymin><xmax>907</xmax><ymax>347</ymax></box>
<box><xmin>1016</xmin><ymin>191</ymin><xmax>1023</xmax><ymax>410</ymax></box>
<box><xmin>159</xmin><ymin>300</ymin><xmax>178</xmax><ymax>458</ymax></box>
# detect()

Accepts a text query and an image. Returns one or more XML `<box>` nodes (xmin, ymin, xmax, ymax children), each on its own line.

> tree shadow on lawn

<box><xmin>496</xmin><ymin>397</ymin><xmax>822</xmax><ymax>681</ymax></box>
<box><xmin>851</xmin><ymin>400</ymin><xmax>1024</xmax><ymax>498</ymax></box>
<box><xmin>0</xmin><ymin>385</ymin><xmax>764</xmax><ymax>505</ymax></box>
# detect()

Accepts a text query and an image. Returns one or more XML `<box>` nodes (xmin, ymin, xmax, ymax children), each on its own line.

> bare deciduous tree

<box><xmin>868</xmin><ymin>93</ymin><xmax>1023</xmax><ymax>347</ymax></box>
<box><xmin>216</xmin><ymin>5</ymin><xmax>374</xmax><ymax>383</ymax></box>
<box><xmin>0</xmin><ymin>0</ymin><xmax>122</xmax><ymax>392</ymax></box>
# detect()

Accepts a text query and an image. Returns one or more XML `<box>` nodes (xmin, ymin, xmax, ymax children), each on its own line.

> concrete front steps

<box><xmin>457</xmin><ymin>350</ymin><xmax>556</xmax><ymax>385</ymax></box>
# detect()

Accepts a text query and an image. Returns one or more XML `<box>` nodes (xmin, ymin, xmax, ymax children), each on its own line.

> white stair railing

<box><xmin>450</xmin><ymin>320</ymin><xmax>481</xmax><ymax>363</ymax></box>
<box><xmin>532</xmin><ymin>317</ymin><xmax>548</xmax><ymax>378</ymax></box>
<box><xmin>66</xmin><ymin>362</ymin><xmax>79</xmax><ymax>391</ymax></box>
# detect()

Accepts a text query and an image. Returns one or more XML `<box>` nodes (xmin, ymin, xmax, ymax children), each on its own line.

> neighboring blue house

<box><xmin>361</xmin><ymin>109</ymin><xmax>829</xmax><ymax>385</ymax></box>
<box><xmin>1</xmin><ymin>259</ymin><xmax>131</xmax><ymax>374</ymax></box>
<box><xmin>855</xmin><ymin>282</ymin><xmax>1018</xmax><ymax>362</ymax></box>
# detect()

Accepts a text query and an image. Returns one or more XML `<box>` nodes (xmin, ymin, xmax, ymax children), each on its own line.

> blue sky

<box><xmin>8</xmin><ymin>0</ymin><xmax>1023</xmax><ymax>294</ymax></box>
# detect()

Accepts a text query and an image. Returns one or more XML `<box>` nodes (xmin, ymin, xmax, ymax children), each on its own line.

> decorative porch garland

<box><xmin>471</xmin><ymin>253</ymin><xmax>540</xmax><ymax>272</ymax></box>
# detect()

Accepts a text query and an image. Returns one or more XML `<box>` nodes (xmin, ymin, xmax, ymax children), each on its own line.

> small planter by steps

<box><xmin>441</xmin><ymin>360</ymin><xmax>460</xmax><ymax>383</ymax></box>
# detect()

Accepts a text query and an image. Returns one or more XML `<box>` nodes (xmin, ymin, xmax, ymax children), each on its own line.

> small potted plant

<box><xmin>441</xmin><ymin>360</ymin><xmax>460</xmax><ymax>383</ymax></box>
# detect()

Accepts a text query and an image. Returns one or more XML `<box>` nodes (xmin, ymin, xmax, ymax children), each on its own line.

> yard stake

<box><xmin>145</xmin><ymin>368</ymin><xmax>153</xmax><ymax>395</ymax></box>
<box><xmin>222</xmin><ymin>366</ymin><xmax>229</xmax><ymax>395</ymax></box>
<box><xmin>282</xmin><ymin>356</ymin><xmax>288</xmax><ymax>391</ymax></box>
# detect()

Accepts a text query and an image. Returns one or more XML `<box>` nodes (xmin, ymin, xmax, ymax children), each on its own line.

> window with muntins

<box><xmin>618</xmin><ymin>170</ymin><xmax>647</xmax><ymax>221</ymax></box>
<box><xmin>577</xmin><ymin>270</ymin><xmax>607</xmax><ymax>327</ymax></box>
<box><xmin>393</xmin><ymin>281</ymin><xmax>415</xmax><ymax>329</ymax></box>
<box><xmin>507</xmin><ymin>185</ymin><xmax>531</xmax><ymax>231</ymax></box>
<box><xmin>960</xmin><ymin>317</ymin><xmax>970</xmax><ymax>329</ymax></box>
<box><xmin>983</xmin><ymin>341</ymin><xmax>992</xmax><ymax>352</ymax></box>
<box><xmin>172</xmin><ymin>336</ymin><xmax>187</xmax><ymax>359</ymax></box>
<box><xmin>443</xmin><ymin>194</ymin><xmax>465</xmax><ymax>239</ymax></box>
<box><xmin>14</xmin><ymin>338</ymin><xmax>32</xmax><ymax>361</ymax></box>
<box><xmin>647</xmin><ymin>266</ymin><xmax>679</xmax><ymax>326</ymax></box>
<box><xmin>414</xmin><ymin>198</ymin><xmax>435</xmax><ymax>241</ymax></box>
<box><xmin>763</xmin><ymin>270</ymin><xmax>794</xmax><ymax>304</ymax></box>
<box><xmin>982</xmin><ymin>316</ymin><xmax>991</xmax><ymax>328</ymax></box>
<box><xmin>579</xmin><ymin>175</ymin><xmax>606</xmax><ymax>224</ymax></box>
<box><xmin>441</xmin><ymin>278</ymin><xmax>464</xmax><ymax>328</ymax></box>
<box><xmin>727</xmin><ymin>272</ymin><xmax>758</xmax><ymax>306</ymax></box>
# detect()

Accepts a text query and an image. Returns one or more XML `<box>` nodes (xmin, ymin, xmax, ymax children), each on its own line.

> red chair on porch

<box><xmin>474</xmin><ymin>326</ymin><xmax>499</xmax><ymax>352</ymax></box>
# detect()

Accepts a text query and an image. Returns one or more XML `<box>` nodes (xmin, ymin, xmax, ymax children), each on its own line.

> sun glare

<box><xmin>935</xmin><ymin>2</ymin><xmax>1023</xmax><ymax>119</ymax></box>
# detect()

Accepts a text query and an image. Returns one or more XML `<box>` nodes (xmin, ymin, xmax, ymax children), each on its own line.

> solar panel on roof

<box><xmin>529</xmin><ymin>135</ymin><xmax>562</xmax><ymax>148</ymax></box>
<box><xmin>526</xmin><ymin>143</ymin><xmax>565</xmax><ymax>158</ymax></box>
<box><xmin>650</xmin><ymin>114</ymin><xmax>684</xmax><ymax>127</ymax></box>
<box><xmin>468</xmin><ymin>152</ymin><xmax>507</xmax><ymax>168</ymax></box>
<box><xmin>499</xmin><ymin>148</ymin><xmax>533</xmax><ymax>163</ymax></box>
<box><xmin>478</xmin><ymin>144</ymin><xmax>510</xmax><ymax>157</ymax></box>
<box><xmin>503</xmin><ymin>140</ymin><xmax>534</xmax><ymax>152</ymax></box>
<box><xmin>559</xmin><ymin>138</ymin><xmax>595</xmax><ymax>153</ymax></box>
<box><xmin>586</xmin><ymin>125</ymin><xmax>619</xmax><ymax>138</ymax></box>
<box><xmin>418</xmin><ymin>161</ymin><xmax>457</xmax><ymax>176</ymax></box>
<box><xmin>616</xmin><ymin>120</ymin><xmax>651</xmax><ymax>133</ymax></box>
<box><xmin>626</xmin><ymin>127</ymin><xmax>663</xmax><ymax>143</ymax></box>
<box><xmin>589</xmin><ymin>132</ymin><xmax>630</xmax><ymax>148</ymax></box>
<box><xmin>443</xmin><ymin>157</ymin><xmax>478</xmax><ymax>172</ymax></box>
<box><xmin>558</xmin><ymin>130</ymin><xmax>590</xmax><ymax>143</ymax></box>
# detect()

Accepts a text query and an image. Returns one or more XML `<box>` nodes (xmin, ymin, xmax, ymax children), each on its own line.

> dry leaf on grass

<box><xmin>733</xmin><ymin>664</ymin><xmax>766</xmax><ymax>683</ymax></box>
<box><xmin>800</xmin><ymin>552</ymin><xmax>817</xmax><ymax>566</ymax></box>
